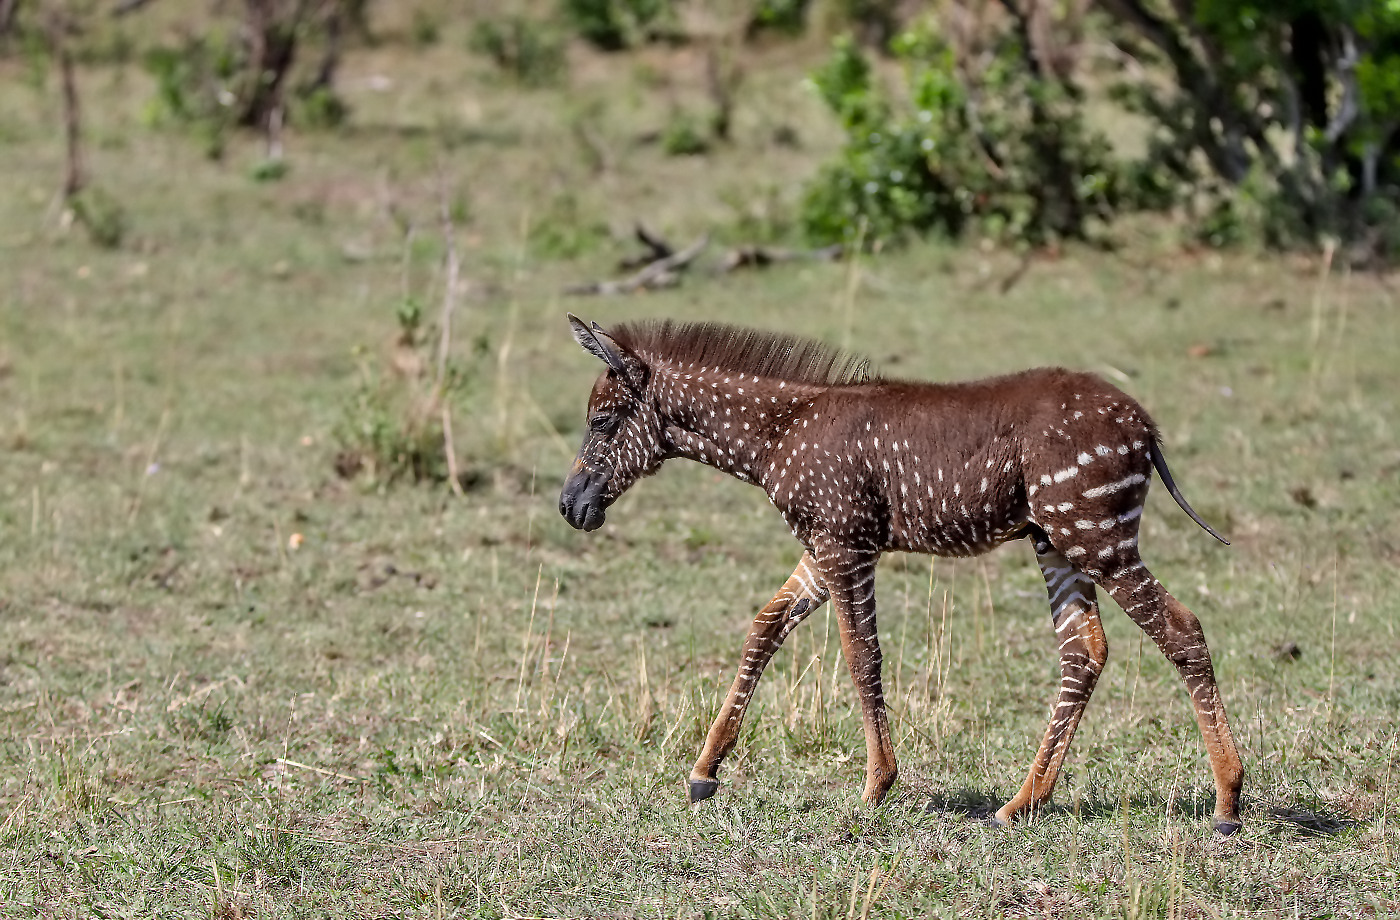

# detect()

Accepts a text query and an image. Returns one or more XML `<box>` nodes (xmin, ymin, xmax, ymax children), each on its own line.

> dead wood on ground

<box><xmin>721</xmin><ymin>243</ymin><xmax>844</xmax><ymax>272</ymax></box>
<box><xmin>566</xmin><ymin>232</ymin><xmax>709</xmax><ymax>296</ymax></box>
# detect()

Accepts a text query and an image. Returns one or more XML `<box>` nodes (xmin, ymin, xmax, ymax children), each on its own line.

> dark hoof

<box><xmin>688</xmin><ymin>778</ymin><xmax>719</xmax><ymax>804</ymax></box>
<box><xmin>1213</xmin><ymin>819</ymin><xmax>1242</xmax><ymax>837</ymax></box>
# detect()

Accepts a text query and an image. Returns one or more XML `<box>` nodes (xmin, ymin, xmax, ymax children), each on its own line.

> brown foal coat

<box><xmin>559</xmin><ymin>316</ymin><xmax>1244</xmax><ymax>834</ymax></box>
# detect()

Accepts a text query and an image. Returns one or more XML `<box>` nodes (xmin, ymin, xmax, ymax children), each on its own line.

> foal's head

<box><xmin>558</xmin><ymin>314</ymin><xmax>667</xmax><ymax>532</ymax></box>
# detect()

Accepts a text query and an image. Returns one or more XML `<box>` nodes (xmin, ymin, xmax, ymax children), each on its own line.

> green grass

<box><xmin>1</xmin><ymin>9</ymin><xmax>1399</xmax><ymax>918</ymax></box>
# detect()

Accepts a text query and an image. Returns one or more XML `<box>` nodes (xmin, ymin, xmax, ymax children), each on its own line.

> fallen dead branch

<box><xmin>566</xmin><ymin>233</ymin><xmax>709</xmax><ymax>296</ymax></box>
<box><xmin>617</xmin><ymin>222</ymin><xmax>674</xmax><ymax>271</ymax></box>
<box><xmin>721</xmin><ymin>243</ymin><xmax>844</xmax><ymax>272</ymax></box>
<box><xmin>566</xmin><ymin>228</ymin><xmax>845</xmax><ymax>296</ymax></box>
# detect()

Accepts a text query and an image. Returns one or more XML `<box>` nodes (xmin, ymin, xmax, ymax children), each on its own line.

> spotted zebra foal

<box><xmin>559</xmin><ymin>315</ymin><xmax>1244</xmax><ymax>835</ymax></box>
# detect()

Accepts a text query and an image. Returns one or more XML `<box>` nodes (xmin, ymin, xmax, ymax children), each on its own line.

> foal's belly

<box><xmin>887</xmin><ymin>503</ymin><xmax>1031</xmax><ymax>557</ymax></box>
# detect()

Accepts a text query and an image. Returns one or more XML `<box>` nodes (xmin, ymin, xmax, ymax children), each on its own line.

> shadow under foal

<box><xmin>558</xmin><ymin>315</ymin><xmax>1244</xmax><ymax>835</ymax></box>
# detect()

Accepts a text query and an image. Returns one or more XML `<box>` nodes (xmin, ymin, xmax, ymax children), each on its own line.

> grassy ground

<box><xmin>1</xmin><ymin>7</ymin><xmax>1399</xmax><ymax>918</ymax></box>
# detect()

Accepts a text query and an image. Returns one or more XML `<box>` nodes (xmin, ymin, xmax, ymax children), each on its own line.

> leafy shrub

<box><xmin>1193</xmin><ymin>195</ymin><xmax>1246</xmax><ymax>249</ymax></box>
<box><xmin>661</xmin><ymin>111</ymin><xmax>709</xmax><ymax>156</ymax></box>
<box><xmin>249</xmin><ymin>158</ymin><xmax>290</xmax><ymax>183</ymax></box>
<box><xmin>295</xmin><ymin>85</ymin><xmax>349</xmax><ymax>129</ymax></box>
<box><xmin>800</xmin><ymin>29</ymin><xmax>1129</xmax><ymax>249</ymax></box>
<box><xmin>747</xmin><ymin>0</ymin><xmax>810</xmax><ymax>37</ymax></box>
<box><xmin>141</xmin><ymin>36</ymin><xmax>240</xmax><ymax>158</ymax></box>
<box><xmin>70</xmin><ymin>186</ymin><xmax>128</xmax><ymax>249</ymax></box>
<box><xmin>336</xmin><ymin>379</ymin><xmax>450</xmax><ymax>484</ymax></box>
<box><xmin>1101</xmin><ymin>0</ymin><xmax>1400</xmax><ymax>261</ymax></box>
<box><xmin>142</xmin><ymin>5</ymin><xmax>351</xmax><ymax>150</ymax></box>
<box><xmin>560</xmin><ymin>0</ymin><xmax>675</xmax><ymax>51</ymax></box>
<box><xmin>469</xmin><ymin>16</ymin><xmax>567</xmax><ymax>87</ymax></box>
<box><xmin>334</xmin><ymin>298</ymin><xmax>477</xmax><ymax>487</ymax></box>
<box><xmin>410</xmin><ymin>9</ymin><xmax>440</xmax><ymax>47</ymax></box>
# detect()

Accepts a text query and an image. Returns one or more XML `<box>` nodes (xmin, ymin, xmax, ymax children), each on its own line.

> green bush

<box><xmin>661</xmin><ymin>111</ymin><xmax>709</xmax><ymax>156</ymax></box>
<box><xmin>335</xmin><ymin>379</ymin><xmax>450</xmax><ymax>485</ymax></box>
<box><xmin>295</xmin><ymin>85</ymin><xmax>350</xmax><ymax>129</ymax></box>
<box><xmin>333</xmin><ymin>298</ymin><xmax>477</xmax><ymax>487</ymax></box>
<box><xmin>1102</xmin><ymin>0</ymin><xmax>1400</xmax><ymax>260</ymax></box>
<box><xmin>141</xmin><ymin>36</ymin><xmax>240</xmax><ymax>158</ymax></box>
<box><xmin>469</xmin><ymin>16</ymin><xmax>567</xmax><ymax>87</ymax></box>
<box><xmin>410</xmin><ymin>9</ymin><xmax>441</xmax><ymax>47</ymax></box>
<box><xmin>1193</xmin><ymin>195</ymin><xmax>1246</xmax><ymax>250</ymax></box>
<box><xmin>747</xmin><ymin>0</ymin><xmax>810</xmax><ymax>37</ymax></box>
<box><xmin>142</xmin><ymin>12</ymin><xmax>351</xmax><ymax>151</ymax></box>
<box><xmin>70</xmin><ymin>186</ymin><xmax>128</xmax><ymax>250</ymax></box>
<box><xmin>560</xmin><ymin>0</ymin><xmax>675</xmax><ymax>51</ymax></box>
<box><xmin>800</xmin><ymin>29</ymin><xmax>1129</xmax><ymax>249</ymax></box>
<box><xmin>249</xmin><ymin>159</ymin><xmax>290</xmax><ymax>183</ymax></box>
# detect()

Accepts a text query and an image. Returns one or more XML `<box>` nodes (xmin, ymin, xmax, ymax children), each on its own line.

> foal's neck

<box><xmin>654</xmin><ymin>365</ymin><xmax>820</xmax><ymax>483</ymax></box>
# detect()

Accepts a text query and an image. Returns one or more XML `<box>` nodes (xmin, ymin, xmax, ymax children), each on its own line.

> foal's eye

<box><xmin>589</xmin><ymin>414</ymin><xmax>615</xmax><ymax>434</ymax></box>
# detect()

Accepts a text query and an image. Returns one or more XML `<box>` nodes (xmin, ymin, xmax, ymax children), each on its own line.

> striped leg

<box><xmin>995</xmin><ymin>529</ymin><xmax>1108</xmax><ymax>825</ymax></box>
<box><xmin>688</xmin><ymin>552</ymin><xmax>828</xmax><ymax>803</ymax></box>
<box><xmin>813</xmin><ymin>542</ymin><xmax>897</xmax><ymax>804</ymax></box>
<box><xmin>1099</xmin><ymin>555</ymin><xmax>1244</xmax><ymax>834</ymax></box>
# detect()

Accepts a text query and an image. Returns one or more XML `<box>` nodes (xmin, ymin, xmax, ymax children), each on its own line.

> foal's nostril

<box><xmin>560</xmin><ymin>467</ymin><xmax>610</xmax><ymax>531</ymax></box>
<box><xmin>559</xmin><ymin>479</ymin><xmax>580</xmax><ymax>526</ymax></box>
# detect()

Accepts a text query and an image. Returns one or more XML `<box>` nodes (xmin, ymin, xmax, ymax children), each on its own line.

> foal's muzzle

<box><xmin>559</xmin><ymin>467</ymin><xmax>610</xmax><ymax>532</ymax></box>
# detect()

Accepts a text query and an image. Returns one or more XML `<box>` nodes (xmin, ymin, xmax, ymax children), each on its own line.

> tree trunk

<box><xmin>310</xmin><ymin>0</ymin><xmax>341</xmax><ymax>91</ymax></box>
<box><xmin>236</xmin><ymin>0</ymin><xmax>304</xmax><ymax>129</ymax></box>
<box><xmin>48</xmin><ymin>12</ymin><xmax>83</xmax><ymax>201</ymax></box>
<box><xmin>998</xmin><ymin>0</ymin><xmax>1085</xmax><ymax>238</ymax></box>
<box><xmin>0</xmin><ymin>0</ymin><xmax>21</xmax><ymax>43</ymax></box>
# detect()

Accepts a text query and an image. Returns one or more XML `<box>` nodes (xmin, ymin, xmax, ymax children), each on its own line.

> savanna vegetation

<box><xmin>0</xmin><ymin>1</ymin><xmax>1398</xmax><ymax>917</ymax></box>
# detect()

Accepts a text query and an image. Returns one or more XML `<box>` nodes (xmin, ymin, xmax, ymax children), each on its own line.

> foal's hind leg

<box><xmin>995</xmin><ymin>528</ymin><xmax>1108</xmax><ymax>826</ymax></box>
<box><xmin>688</xmin><ymin>552</ymin><xmax>828</xmax><ymax>803</ymax></box>
<box><xmin>1098</xmin><ymin>554</ymin><xmax>1244</xmax><ymax>834</ymax></box>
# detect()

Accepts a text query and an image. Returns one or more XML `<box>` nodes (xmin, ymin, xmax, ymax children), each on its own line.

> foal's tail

<box><xmin>1149</xmin><ymin>439</ymin><xmax>1230</xmax><ymax>545</ymax></box>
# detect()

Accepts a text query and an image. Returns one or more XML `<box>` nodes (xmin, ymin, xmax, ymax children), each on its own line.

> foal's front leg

<box><xmin>688</xmin><ymin>552</ymin><xmax>828</xmax><ymax>803</ymax></box>
<box><xmin>814</xmin><ymin>542</ymin><xmax>897</xmax><ymax>804</ymax></box>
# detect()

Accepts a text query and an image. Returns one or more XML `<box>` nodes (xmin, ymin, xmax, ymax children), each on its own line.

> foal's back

<box><xmin>795</xmin><ymin>367</ymin><xmax>1156</xmax><ymax>557</ymax></box>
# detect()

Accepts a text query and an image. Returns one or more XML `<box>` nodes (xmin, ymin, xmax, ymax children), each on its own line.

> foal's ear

<box><xmin>567</xmin><ymin>313</ymin><xmax>624</xmax><ymax>370</ymax></box>
<box><xmin>568</xmin><ymin>313</ymin><xmax>605</xmax><ymax>359</ymax></box>
<box><xmin>566</xmin><ymin>313</ymin><xmax>645</xmax><ymax>393</ymax></box>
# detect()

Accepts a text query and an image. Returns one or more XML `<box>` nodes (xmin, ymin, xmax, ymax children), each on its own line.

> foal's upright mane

<box><xmin>609</xmin><ymin>320</ymin><xmax>874</xmax><ymax>387</ymax></box>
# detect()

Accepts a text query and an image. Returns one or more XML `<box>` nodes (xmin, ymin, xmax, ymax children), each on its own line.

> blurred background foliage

<box><xmin>4</xmin><ymin>0</ymin><xmax>1399</xmax><ymax>259</ymax></box>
